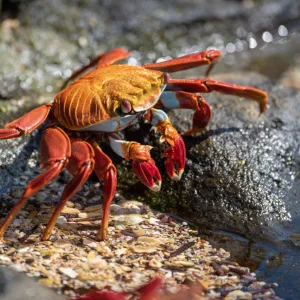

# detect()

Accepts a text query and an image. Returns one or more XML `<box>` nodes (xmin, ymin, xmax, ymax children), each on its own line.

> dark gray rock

<box><xmin>117</xmin><ymin>72</ymin><xmax>300</xmax><ymax>240</ymax></box>
<box><xmin>0</xmin><ymin>267</ymin><xmax>64</xmax><ymax>300</ymax></box>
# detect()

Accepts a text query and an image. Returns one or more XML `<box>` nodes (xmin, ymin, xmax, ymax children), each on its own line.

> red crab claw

<box><xmin>73</xmin><ymin>278</ymin><xmax>162</xmax><ymax>300</ymax></box>
<box><xmin>164</xmin><ymin>134</ymin><xmax>186</xmax><ymax>181</ymax></box>
<box><xmin>132</xmin><ymin>159</ymin><xmax>162</xmax><ymax>192</ymax></box>
<box><xmin>138</xmin><ymin>277</ymin><xmax>163</xmax><ymax>300</ymax></box>
<box><xmin>77</xmin><ymin>290</ymin><xmax>125</xmax><ymax>300</ymax></box>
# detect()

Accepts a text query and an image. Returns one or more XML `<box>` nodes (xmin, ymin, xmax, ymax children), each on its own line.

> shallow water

<box><xmin>206</xmin><ymin>228</ymin><xmax>300</xmax><ymax>299</ymax></box>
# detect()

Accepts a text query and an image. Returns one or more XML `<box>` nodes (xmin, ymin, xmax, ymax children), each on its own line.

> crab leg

<box><xmin>109</xmin><ymin>137</ymin><xmax>162</xmax><ymax>191</ymax></box>
<box><xmin>143</xmin><ymin>50</ymin><xmax>221</xmax><ymax>75</ymax></box>
<box><xmin>92</xmin><ymin>142</ymin><xmax>117</xmax><ymax>241</ymax></box>
<box><xmin>157</xmin><ymin>91</ymin><xmax>212</xmax><ymax>135</ymax></box>
<box><xmin>62</xmin><ymin>48</ymin><xmax>131</xmax><ymax>88</ymax></box>
<box><xmin>143</xmin><ymin>108</ymin><xmax>186</xmax><ymax>180</ymax></box>
<box><xmin>165</xmin><ymin>76</ymin><xmax>268</xmax><ymax>114</ymax></box>
<box><xmin>42</xmin><ymin>139</ymin><xmax>94</xmax><ymax>241</ymax></box>
<box><xmin>0</xmin><ymin>104</ymin><xmax>52</xmax><ymax>139</ymax></box>
<box><xmin>0</xmin><ymin>127</ymin><xmax>70</xmax><ymax>239</ymax></box>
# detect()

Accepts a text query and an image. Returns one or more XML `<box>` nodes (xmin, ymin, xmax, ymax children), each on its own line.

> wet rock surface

<box><xmin>0</xmin><ymin>267</ymin><xmax>64</xmax><ymax>300</ymax></box>
<box><xmin>120</xmin><ymin>72</ymin><xmax>300</xmax><ymax>240</ymax></box>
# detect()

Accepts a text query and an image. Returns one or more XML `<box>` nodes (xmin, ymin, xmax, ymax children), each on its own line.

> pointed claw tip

<box><xmin>170</xmin><ymin>169</ymin><xmax>183</xmax><ymax>181</ymax></box>
<box><xmin>150</xmin><ymin>180</ymin><xmax>161</xmax><ymax>192</ymax></box>
<box><xmin>178</xmin><ymin>169</ymin><xmax>184</xmax><ymax>180</ymax></box>
<box><xmin>170</xmin><ymin>175</ymin><xmax>180</xmax><ymax>181</ymax></box>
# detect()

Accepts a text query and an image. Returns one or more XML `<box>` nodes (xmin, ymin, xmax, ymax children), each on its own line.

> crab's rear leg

<box><xmin>143</xmin><ymin>50</ymin><xmax>221</xmax><ymax>76</ymax></box>
<box><xmin>42</xmin><ymin>139</ymin><xmax>94</xmax><ymax>241</ymax></box>
<box><xmin>62</xmin><ymin>48</ymin><xmax>131</xmax><ymax>88</ymax></box>
<box><xmin>0</xmin><ymin>127</ymin><xmax>70</xmax><ymax>239</ymax></box>
<box><xmin>109</xmin><ymin>137</ymin><xmax>162</xmax><ymax>191</ymax></box>
<box><xmin>165</xmin><ymin>76</ymin><xmax>268</xmax><ymax>114</ymax></box>
<box><xmin>157</xmin><ymin>91</ymin><xmax>212</xmax><ymax>135</ymax></box>
<box><xmin>0</xmin><ymin>104</ymin><xmax>52</xmax><ymax>139</ymax></box>
<box><xmin>143</xmin><ymin>109</ymin><xmax>186</xmax><ymax>180</ymax></box>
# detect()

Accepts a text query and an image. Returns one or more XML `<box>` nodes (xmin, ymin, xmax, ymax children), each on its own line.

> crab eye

<box><xmin>120</xmin><ymin>100</ymin><xmax>132</xmax><ymax>113</ymax></box>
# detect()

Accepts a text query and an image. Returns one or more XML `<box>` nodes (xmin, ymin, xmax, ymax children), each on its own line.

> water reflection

<box><xmin>203</xmin><ymin>230</ymin><xmax>300</xmax><ymax>299</ymax></box>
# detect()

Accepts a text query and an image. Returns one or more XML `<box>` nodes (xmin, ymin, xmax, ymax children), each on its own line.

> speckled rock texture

<box><xmin>119</xmin><ymin>72</ymin><xmax>300</xmax><ymax>240</ymax></box>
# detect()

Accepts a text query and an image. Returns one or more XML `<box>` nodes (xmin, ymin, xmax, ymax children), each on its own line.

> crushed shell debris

<box><xmin>0</xmin><ymin>197</ymin><xmax>280</xmax><ymax>299</ymax></box>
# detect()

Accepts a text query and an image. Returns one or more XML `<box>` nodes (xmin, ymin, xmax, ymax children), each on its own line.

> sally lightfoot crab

<box><xmin>0</xmin><ymin>48</ymin><xmax>268</xmax><ymax>241</ymax></box>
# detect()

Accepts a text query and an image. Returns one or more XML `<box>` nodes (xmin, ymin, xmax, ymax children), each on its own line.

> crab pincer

<box><xmin>109</xmin><ymin>138</ymin><xmax>162</xmax><ymax>192</ymax></box>
<box><xmin>164</xmin><ymin>133</ymin><xmax>186</xmax><ymax>181</ymax></box>
<box><xmin>144</xmin><ymin>108</ymin><xmax>186</xmax><ymax>181</ymax></box>
<box><xmin>132</xmin><ymin>159</ymin><xmax>162</xmax><ymax>192</ymax></box>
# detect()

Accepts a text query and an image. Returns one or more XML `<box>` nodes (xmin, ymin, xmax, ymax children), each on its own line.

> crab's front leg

<box><xmin>156</xmin><ymin>91</ymin><xmax>212</xmax><ymax>135</ymax></box>
<box><xmin>144</xmin><ymin>109</ymin><xmax>186</xmax><ymax>181</ymax></box>
<box><xmin>109</xmin><ymin>137</ymin><xmax>162</xmax><ymax>191</ymax></box>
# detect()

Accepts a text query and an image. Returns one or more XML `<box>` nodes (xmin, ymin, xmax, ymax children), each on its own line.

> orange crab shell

<box><xmin>53</xmin><ymin>65</ymin><xmax>166</xmax><ymax>131</ymax></box>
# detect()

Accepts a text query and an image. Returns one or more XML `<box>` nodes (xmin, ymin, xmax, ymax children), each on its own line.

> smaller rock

<box><xmin>113</xmin><ymin>214</ymin><xmax>144</xmax><ymax>225</ymax></box>
<box><xmin>66</xmin><ymin>201</ymin><xmax>75</xmax><ymax>208</ymax></box>
<box><xmin>59</xmin><ymin>267</ymin><xmax>77</xmax><ymax>279</ymax></box>
<box><xmin>87</xmin><ymin>257</ymin><xmax>108</xmax><ymax>269</ymax></box>
<box><xmin>225</xmin><ymin>290</ymin><xmax>252</xmax><ymax>300</ymax></box>
<box><xmin>131</xmin><ymin>245</ymin><xmax>157</xmax><ymax>253</ymax></box>
<box><xmin>53</xmin><ymin>239</ymin><xmax>72</xmax><ymax>248</ymax></box>
<box><xmin>61</xmin><ymin>207</ymin><xmax>81</xmax><ymax>215</ymax></box>
<box><xmin>56</xmin><ymin>216</ymin><xmax>67</xmax><ymax>225</ymax></box>
<box><xmin>78</xmin><ymin>212</ymin><xmax>101</xmax><ymax>219</ymax></box>
<box><xmin>87</xmin><ymin>250</ymin><xmax>97</xmax><ymax>259</ymax></box>
<box><xmin>149</xmin><ymin>258</ymin><xmax>162</xmax><ymax>268</ymax></box>
<box><xmin>83</xmin><ymin>238</ymin><xmax>98</xmax><ymax>248</ymax></box>
<box><xmin>83</xmin><ymin>204</ymin><xmax>102</xmax><ymax>212</ymax></box>
<box><xmin>137</xmin><ymin>236</ymin><xmax>164</xmax><ymax>246</ymax></box>
<box><xmin>35</xmin><ymin>192</ymin><xmax>48</xmax><ymax>202</ymax></box>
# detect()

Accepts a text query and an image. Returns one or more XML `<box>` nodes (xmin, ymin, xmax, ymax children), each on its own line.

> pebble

<box><xmin>87</xmin><ymin>250</ymin><xmax>97</xmax><ymax>259</ymax></box>
<box><xmin>113</xmin><ymin>214</ymin><xmax>144</xmax><ymax>225</ymax></box>
<box><xmin>53</xmin><ymin>239</ymin><xmax>72</xmax><ymax>248</ymax></box>
<box><xmin>78</xmin><ymin>212</ymin><xmax>101</xmax><ymax>219</ymax></box>
<box><xmin>61</xmin><ymin>207</ymin><xmax>81</xmax><ymax>215</ymax></box>
<box><xmin>11</xmin><ymin>188</ymin><xmax>23</xmax><ymax>199</ymax></box>
<box><xmin>35</xmin><ymin>192</ymin><xmax>48</xmax><ymax>202</ymax></box>
<box><xmin>87</xmin><ymin>257</ymin><xmax>108</xmax><ymax>269</ymax></box>
<box><xmin>225</xmin><ymin>290</ymin><xmax>252</xmax><ymax>299</ymax></box>
<box><xmin>83</xmin><ymin>204</ymin><xmax>102</xmax><ymax>212</ymax></box>
<box><xmin>59</xmin><ymin>267</ymin><xmax>78</xmax><ymax>279</ymax></box>
<box><xmin>56</xmin><ymin>216</ymin><xmax>67</xmax><ymax>225</ymax></box>
<box><xmin>149</xmin><ymin>217</ymin><xmax>159</xmax><ymax>225</ymax></box>
<box><xmin>149</xmin><ymin>258</ymin><xmax>162</xmax><ymax>268</ymax></box>
<box><xmin>131</xmin><ymin>245</ymin><xmax>158</xmax><ymax>253</ymax></box>
<box><xmin>118</xmin><ymin>200</ymin><xmax>143</xmax><ymax>208</ymax></box>
<box><xmin>83</xmin><ymin>238</ymin><xmax>98</xmax><ymax>248</ymax></box>
<box><xmin>66</xmin><ymin>201</ymin><xmax>75</xmax><ymax>208</ymax></box>
<box><xmin>137</xmin><ymin>236</ymin><xmax>164</xmax><ymax>246</ymax></box>
<box><xmin>0</xmin><ymin>255</ymin><xmax>12</xmax><ymax>262</ymax></box>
